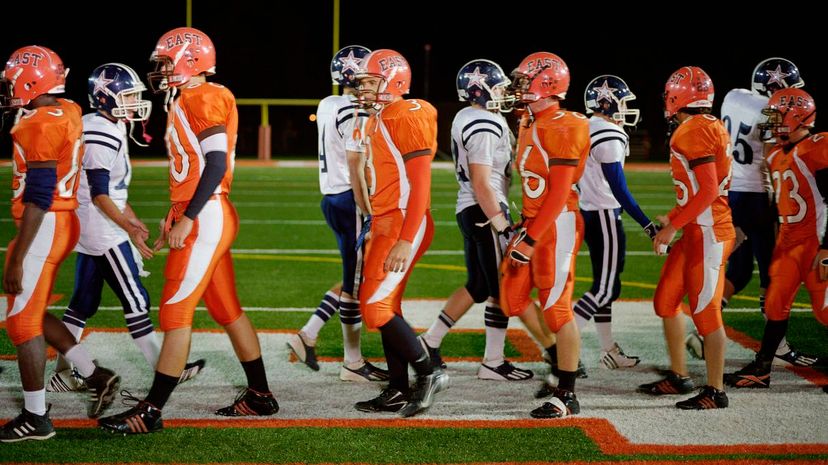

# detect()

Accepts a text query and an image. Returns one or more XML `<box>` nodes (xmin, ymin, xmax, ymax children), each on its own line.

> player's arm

<box><xmin>601</xmin><ymin>162</ymin><xmax>655</xmax><ymax>234</ymax></box>
<box><xmin>470</xmin><ymin>163</ymin><xmax>509</xmax><ymax>232</ymax></box>
<box><xmin>812</xmin><ymin>168</ymin><xmax>828</xmax><ymax>280</ymax></box>
<box><xmin>467</xmin><ymin>129</ymin><xmax>510</xmax><ymax>234</ymax></box>
<box><xmin>509</xmin><ymin>160</ymin><xmax>576</xmax><ymax>266</ymax></box>
<box><xmin>385</xmin><ymin>151</ymin><xmax>431</xmax><ymax>273</ymax></box>
<box><xmin>3</xmin><ymin>160</ymin><xmax>56</xmax><ymax>294</ymax></box>
<box><xmin>347</xmin><ymin>150</ymin><xmax>371</xmax><ymax>215</ymax></box>
<box><xmin>87</xmin><ymin>169</ymin><xmax>153</xmax><ymax>258</ymax></box>
<box><xmin>167</xmin><ymin>126</ymin><xmax>227</xmax><ymax>249</ymax></box>
<box><xmin>653</xmin><ymin>157</ymin><xmax>718</xmax><ymax>253</ymax></box>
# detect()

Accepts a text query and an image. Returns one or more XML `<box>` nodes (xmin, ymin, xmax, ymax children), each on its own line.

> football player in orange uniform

<box><xmin>726</xmin><ymin>88</ymin><xmax>828</xmax><ymax>388</ymax></box>
<box><xmin>351</xmin><ymin>49</ymin><xmax>447</xmax><ymax>417</ymax></box>
<box><xmin>639</xmin><ymin>67</ymin><xmax>735</xmax><ymax>410</ymax></box>
<box><xmin>1</xmin><ymin>46</ymin><xmax>121</xmax><ymax>442</ymax></box>
<box><xmin>99</xmin><ymin>28</ymin><xmax>277</xmax><ymax>435</ymax></box>
<box><xmin>499</xmin><ymin>52</ymin><xmax>590</xmax><ymax>419</ymax></box>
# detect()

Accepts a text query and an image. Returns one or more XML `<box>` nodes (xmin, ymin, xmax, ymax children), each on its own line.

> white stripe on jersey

<box><xmin>317</xmin><ymin>94</ymin><xmax>369</xmax><ymax>195</ymax></box>
<box><xmin>451</xmin><ymin>106</ymin><xmax>512</xmax><ymax>214</ymax></box>
<box><xmin>77</xmin><ymin>113</ymin><xmax>131</xmax><ymax>256</ymax></box>
<box><xmin>720</xmin><ymin>89</ymin><xmax>770</xmax><ymax>193</ymax></box>
<box><xmin>578</xmin><ymin>117</ymin><xmax>629</xmax><ymax>211</ymax></box>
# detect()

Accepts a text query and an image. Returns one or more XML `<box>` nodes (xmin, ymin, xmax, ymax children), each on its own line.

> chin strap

<box><xmin>128</xmin><ymin>120</ymin><xmax>152</xmax><ymax>147</ymax></box>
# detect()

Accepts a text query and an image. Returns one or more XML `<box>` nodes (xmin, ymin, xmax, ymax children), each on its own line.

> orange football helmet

<box><xmin>663</xmin><ymin>66</ymin><xmax>714</xmax><ymax>119</ymax></box>
<box><xmin>759</xmin><ymin>88</ymin><xmax>816</xmax><ymax>140</ymax></box>
<box><xmin>510</xmin><ymin>52</ymin><xmax>570</xmax><ymax>103</ymax></box>
<box><xmin>354</xmin><ymin>49</ymin><xmax>411</xmax><ymax>106</ymax></box>
<box><xmin>1</xmin><ymin>45</ymin><xmax>67</xmax><ymax>108</ymax></box>
<box><xmin>148</xmin><ymin>27</ymin><xmax>216</xmax><ymax>92</ymax></box>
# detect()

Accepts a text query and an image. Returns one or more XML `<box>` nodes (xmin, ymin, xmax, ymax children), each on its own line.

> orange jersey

<box><xmin>10</xmin><ymin>98</ymin><xmax>83</xmax><ymax>220</ymax></box>
<box><xmin>766</xmin><ymin>133</ymin><xmax>828</xmax><ymax>243</ymax></box>
<box><xmin>363</xmin><ymin>98</ymin><xmax>438</xmax><ymax>217</ymax></box>
<box><xmin>166</xmin><ymin>82</ymin><xmax>238</xmax><ymax>203</ymax></box>
<box><xmin>668</xmin><ymin>114</ymin><xmax>735</xmax><ymax>241</ymax></box>
<box><xmin>515</xmin><ymin>109</ymin><xmax>590</xmax><ymax>218</ymax></box>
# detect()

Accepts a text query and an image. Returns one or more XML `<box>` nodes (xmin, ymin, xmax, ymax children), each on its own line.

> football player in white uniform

<box><xmin>574</xmin><ymin>75</ymin><xmax>657</xmax><ymax>371</ymax></box>
<box><xmin>286</xmin><ymin>46</ymin><xmax>389</xmax><ymax>382</ymax></box>
<box><xmin>687</xmin><ymin>57</ymin><xmax>818</xmax><ymax>367</ymax></box>
<box><xmin>418</xmin><ymin>59</ymin><xmax>551</xmax><ymax>381</ymax></box>
<box><xmin>46</xmin><ymin>63</ymin><xmax>204</xmax><ymax>392</ymax></box>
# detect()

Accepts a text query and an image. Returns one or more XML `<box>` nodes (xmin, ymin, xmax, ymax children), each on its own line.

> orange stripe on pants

<box><xmin>359</xmin><ymin>210</ymin><xmax>434</xmax><ymax>329</ymax></box>
<box><xmin>653</xmin><ymin>225</ymin><xmax>734</xmax><ymax>337</ymax></box>
<box><xmin>5</xmin><ymin>211</ymin><xmax>79</xmax><ymax>345</ymax></box>
<box><xmin>159</xmin><ymin>196</ymin><xmax>243</xmax><ymax>331</ymax></box>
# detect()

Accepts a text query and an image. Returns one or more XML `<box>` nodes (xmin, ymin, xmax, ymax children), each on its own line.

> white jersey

<box><xmin>76</xmin><ymin>113</ymin><xmax>131</xmax><ymax>255</ymax></box>
<box><xmin>720</xmin><ymin>88</ymin><xmax>771</xmax><ymax>193</ymax></box>
<box><xmin>578</xmin><ymin>116</ymin><xmax>628</xmax><ymax>211</ymax></box>
<box><xmin>451</xmin><ymin>106</ymin><xmax>512</xmax><ymax>214</ymax></box>
<box><xmin>316</xmin><ymin>94</ymin><xmax>368</xmax><ymax>195</ymax></box>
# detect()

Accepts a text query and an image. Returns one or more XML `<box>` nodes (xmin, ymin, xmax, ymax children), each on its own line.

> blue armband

<box><xmin>601</xmin><ymin>162</ymin><xmax>650</xmax><ymax>228</ymax></box>
<box><xmin>22</xmin><ymin>167</ymin><xmax>57</xmax><ymax>211</ymax></box>
<box><xmin>86</xmin><ymin>168</ymin><xmax>111</xmax><ymax>198</ymax></box>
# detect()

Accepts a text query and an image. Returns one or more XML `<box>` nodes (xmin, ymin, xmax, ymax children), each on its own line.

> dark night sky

<box><xmin>2</xmin><ymin>2</ymin><xmax>825</xmax><ymax>160</ymax></box>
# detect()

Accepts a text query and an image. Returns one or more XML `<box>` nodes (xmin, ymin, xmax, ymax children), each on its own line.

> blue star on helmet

<box><xmin>593</xmin><ymin>80</ymin><xmax>616</xmax><ymax>103</ymax></box>
<box><xmin>93</xmin><ymin>69</ymin><xmax>114</xmax><ymax>96</ymax></box>
<box><xmin>464</xmin><ymin>67</ymin><xmax>488</xmax><ymax>89</ymax></box>
<box><xmin>766</xmin><ymin>65</ymin><xmax>791</xmax><ymax>88</ymax></box>
<box><xmin>339</xmin><ymin>51</ymin><xmax>363</xmax><ymax>75</ymax></box>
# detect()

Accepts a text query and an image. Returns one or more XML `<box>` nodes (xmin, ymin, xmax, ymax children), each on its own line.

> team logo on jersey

<box><xmin>593</xmin><ymin>79</ymin><xmax>616</xmax><ymax>103</ymax></box>
<box><xmin>463</xmin><ymin>67</ymin><xmax>488</xmax><ymax>89</ymax></box>
<box><xmin>766</xmin><ymin>65</ymin><xmax>792</xmax><ymax>88</ymax></box>
<box><xmin>339</xmin><ymin>51</ymin><xmax>363</xmax><ymax>75</ymax></box>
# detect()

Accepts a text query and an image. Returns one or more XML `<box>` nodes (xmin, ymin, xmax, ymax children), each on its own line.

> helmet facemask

<box><xmin>147</xmin><ymin>54</ymin><xmax>176</xmax><ymax>93</ymax></box>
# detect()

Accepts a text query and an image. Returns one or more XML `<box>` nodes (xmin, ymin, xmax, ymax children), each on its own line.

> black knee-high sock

<box><xmin>381</xmin><ymin>331</ymin><xmax>409</xmax><ymax>392</ymax></box>
<box><xmin>759</xmin><ymin>319</ymin><xmax>789</xmax><ymax>361</ymax></box>
<box><xmin>380</xmin><ymin>315</ymin><xmax>433</xmax><ymax>376</ymax></box>
<box><xmin>241</xmin><ymin>357</ymin><xmax>270</xmax><ymax>393</ymax></box>
<box><xmin>145</xmin><ymin>371</ymin><xmax>179</xmax><ymax>409</ymax></box>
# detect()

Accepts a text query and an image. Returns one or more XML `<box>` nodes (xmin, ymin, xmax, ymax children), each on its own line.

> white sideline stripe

<box><xmin>0</xmin><ymin>246</ymin><xmax>662</xmax><ymax>256</ymax></box>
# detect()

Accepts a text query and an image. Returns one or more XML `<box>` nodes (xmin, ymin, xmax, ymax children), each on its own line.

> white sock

<box><xmin>484</xmin><ymin>304</ymin><xmax>507</xmax><ymax>364</ymax></box>
<box><xmin>595</xmin><ymin>306</ymin><xmax>614</xmax><ymax>352</ymax></box>
<box><xmin>424</xmin><ymin>310</ymin><xmax>455</xmax><ymax>348</ymax></box>
<box><xmin>302</xmin><ymin>291</ymin><xmax>340</xmax><ymax>340</ymax></box>
<box><xmin>66</xmin><ymin>323</ymin><xmax>84</xmax><ymax>343</ymax></box>
<box><xmin>776</xmin><ymin>337</ymin><xmax>791</xmax><ymax>355</ymax></box>
<box><xmin>63</xmin><ymin>345</ymin><xmax>96</xmax><ymax>378</ymax></box>
<box><xmin>23</xmin><ymin>389</ymin><xmax>47</xmax><ymax>416</ymax></box>
<box><xmin>575</xmin><ymin>313</ymin><xmax>590</xmax><ymax>330</ymax></box>
<box><xmin>133</xmin><ymin>332</ymin><xmax>162</xmax><ymax>368</ymax></box>
<box><xmin>339</xmin><ymin>296</ymin><xmax>363</xmax><ymax>365</ymax></box>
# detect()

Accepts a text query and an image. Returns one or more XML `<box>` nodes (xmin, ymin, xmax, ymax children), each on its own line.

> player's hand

<box><xmin>384</xmin><ymin>239</ymin><xmax>412</xmax><ymax>273</ymax></box>
<box><xmin>128</xmin><ymin>218</ymin><xmax>150</xmax><ymax>238</ymax></box>
<box><xmin>167</xmin><ymin>216</ymin><xmax>194</xmax><ymax>250</ymax></box>
<box><xmin>812</xmin><ymin>248</ymin><xmax>828</xmax><ymax>281</ymax></box>
<box><xmin>508</xmin><ymin>228</ymin><xmax>535</xmax><ymax>267</ymax></box>
<box><xmin>153</xmin><ymin>219</ymin><xmax>167</xmax><ymax>252</ymax></box>
<box><xmin>129</xmin><ymin>227</ymin><xmax>155</xmax><ymax>259</ymax></box>
<box><xmin>644</xmin><ymin>221</ymin><xmax>661</xmax><ymax>240</ymax></box>
<box><xmin>2</xmin><ymin>260</ymin><xmax>23</xmax><ymax>295</ymax></box>
<box><xmin>653</xmin><ymin>216</ymin><xmax>676</xmax><ymax>256</ymax></box>
<box><xmin>734</xmin><ymin>226</ymin><xmax>747</xmax><ymax>250</ymax></box>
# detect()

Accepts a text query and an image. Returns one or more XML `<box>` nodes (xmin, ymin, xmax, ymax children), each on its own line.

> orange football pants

<box><xmin>359</xmin><ymin>210</ymin><xmax>434</xmax><ymax>329</ymax></box>
<box><xmin>653</xmin><ymin>225</ymin><xmax>734</xmax><ymax>337</ymax></box>
<box><xmin>500</xmin><ymin>210</ymin><xmax>583</xmax><ymax>332</ymax></box>
<box><xmin>159</xmin><ymin>195</ymin><xmax>243</xmax><ymax>331</ymax></box>
<box><xmin>765</xmin><ymin>235</ymin><xmax>828</xmax><ymax>325</ymax></box>
<box><xmin>5</xmin><ymin>211</ymin><xmax>79</xmax><ymax>345</ymax></box>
